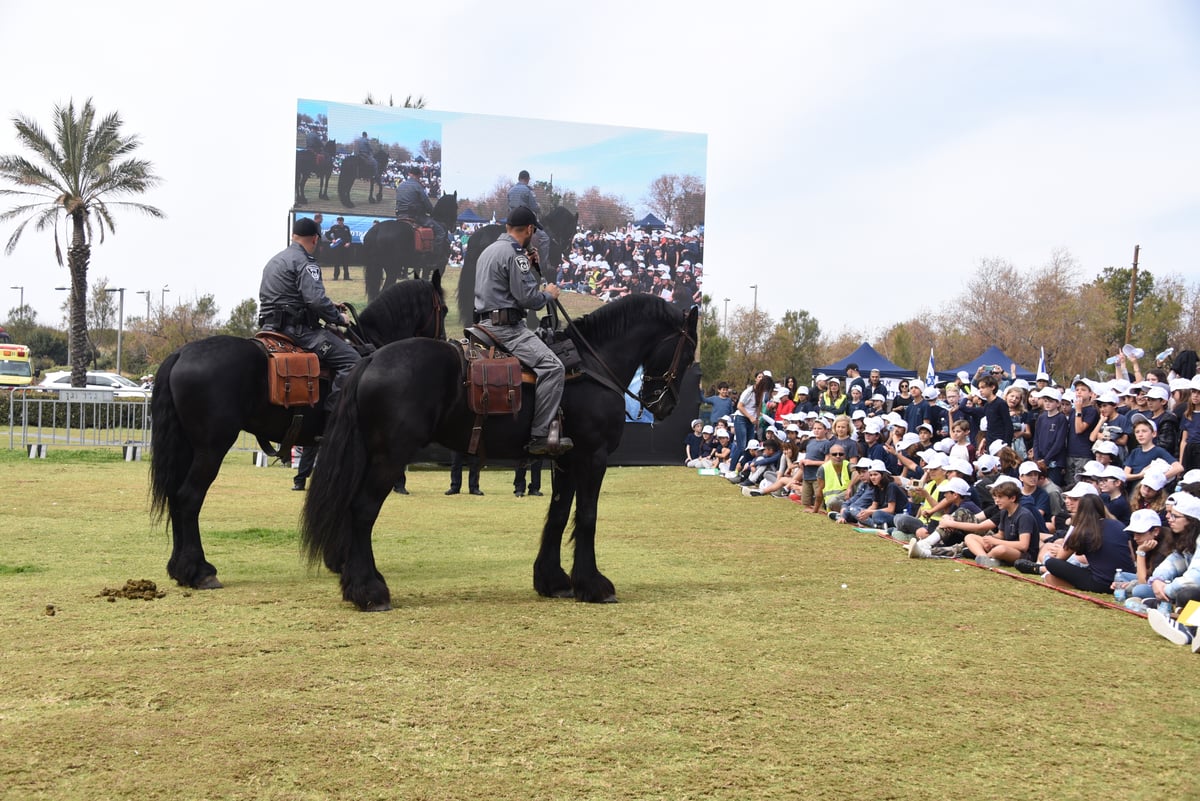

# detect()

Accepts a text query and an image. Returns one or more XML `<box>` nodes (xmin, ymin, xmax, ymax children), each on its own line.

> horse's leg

<box><xmin>165</xmin><ymin>446</ymin><xmax>228</xmax><ymax>590</ymax></box>
<box><xmin>295</xmin><ymin>172</ymin><xmax>307</xmax><ymax>206</ymax></box>
<box><xmin>339</xmin><ymin>477</ymin><xmax>394</xmax><ymax>611</ymax></box>
<box><xmin>568</xmin><ymin>450</ymin><xmax>617</xmax><ymax>603</ymax></box>
<box><xmin>533</xmin><ymin>462</ymin><xmax>575</xmax><ymax>598</ymax></box>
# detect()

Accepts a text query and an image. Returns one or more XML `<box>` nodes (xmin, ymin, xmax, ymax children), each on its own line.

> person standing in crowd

<box><xmin>734</xmin><ymin>372</ymin><xmax>774</xmax><ymax>449</ymax></box>
<box><xmin>701</xmin><ymin>380</ymin><xmax>735</xmax><ymax>424</ymax></box>
<box><xmin>259</xmin><ymin>217</ymin><xmax>358</xmax><ymax>413</ymax></box>
<box><xmin>1065</xmin><ymin>379</ymin><xmax>1101</xmax><ymax>485</ymax></box>
<box><xmin>327</xmin><ymin>215</ymin><xmax>352</xmax><ymax>280</ymax></box>
<box><xmin>514</xmin><ymin>458</ymin><xmax>543</xmax><ymax>497</ymax></box>
<box><xmin>957</xmin><ymin>374</ymin><xmax>1010</xmax><ymax>451</ymax></box>
<box><xmin>446</xmin><ymin>451</ymin><xmax>484</xmax><ymax>496</ymax></box>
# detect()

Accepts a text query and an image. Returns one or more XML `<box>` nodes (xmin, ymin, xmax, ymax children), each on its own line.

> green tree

<box><xmin>1094</xmin><ymin>267</ymin><xmax>1181</xmax><ymax>353</ymax></box>
<box><xmin>761</xmin><ymin>309</ymin><xmax>821</xmax><ymax>381</ymax></box>
<box><xmin>698</xmin><ymin>296</ymin><xmax>730</xmax><ymax>385</ymax></box>
<box><xmin>0</xmin><ymin>98</ymin><xmax>163</xmax><ymax>386</ymax></box>
<box><xmin>222</xmin><ymin>298</ymin><xmax>259</xmax><ymax>338</ymax></box>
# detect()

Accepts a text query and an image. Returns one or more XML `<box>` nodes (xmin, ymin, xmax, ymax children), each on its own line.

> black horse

<box><xmin>336</xmin><ymin>147</ymin><xmax>389</xmax><ymax>207</ymax></box>
<box><xmin>362</xmin><ymin>192</ymin><xmax>458</xmax><ymax>300</ymax></box>
<box><xmin>300</xmin><ymin>294</ymin><xmax>698</xmax><ymax>611</ymax></box>
<box><xmin>295</xmin><ymin>140</ymin><xmax>337</xmax><ymax>205</ymax></box>
<box><xmin>455</xmin><ymin>205</ymin><xmax>579</xmax><ymax>325</ymax></box>
<box><xmin>150</xmin><ymin>277</ymin><xmax>448</xmax><ymax>591</ymax></box>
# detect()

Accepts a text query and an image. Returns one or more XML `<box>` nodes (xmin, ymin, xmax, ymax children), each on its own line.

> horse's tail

<box><xmin>300</xmin><ymin>354</ymin><xmax>373</xmax><ymax>571</ymax></box>
<box><xmin>149</xmin><ymin>349</ymin><xmax>188</xmax><ymax>527</ymax></box>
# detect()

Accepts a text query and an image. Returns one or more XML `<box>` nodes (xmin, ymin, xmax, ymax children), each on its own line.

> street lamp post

<box><xmin>750</xmin><ymin>284</ymin><xmax>758</xmax><ymax>317</ymax></box>
<box><xmin>161</xmin><ymin>285</ymin><xmax>170</xmax><ymax>313</ymax></box>
<box><xmin>104</xmin><ymin>287</ymin><xmax>126</xmax><ymax>375</ymax></box>
<box><xmin>137</xmin><ymin>289</ymin><xmax>151</xmax><ymax>321</ymax></box>
<box><xmin>9</xmin><ymin>286</ymin><xmax>23</xmax><ymax>321</ymax></box>
<box><xmin>723</xmin><ymin>297</ymin><xmax>730</xmax><ymax>335</ymax></box>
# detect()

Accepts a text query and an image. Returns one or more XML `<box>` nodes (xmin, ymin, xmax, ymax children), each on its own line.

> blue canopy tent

<box><xmin>813</xmin><ymin>342</ymin><xmax>910</xmax><ymax>381</ymax></box>
<box><xmin>457</xmin><ymin>208</ymin><xmax>486</xmax><ymax>224</ymax></box>
<box><xmin>940</xmin><ymin>346</ymin><xmax>1036</xmax><ymax>382</ymax></box>
<box><xmin>634</xmin><ymin>212</ymin><xmax>666</xmax><ymax>230</ymax></box>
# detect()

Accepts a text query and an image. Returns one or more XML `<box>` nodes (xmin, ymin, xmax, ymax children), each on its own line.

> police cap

<box><xmin>507</xmin><ymin>206</ymin><xmax>542</xmax><ymax>230</ymax></box>
<box><xmin>293</xmin><ymin>217</ymin><xmax>320</xmax><ymax>237</ymax></box>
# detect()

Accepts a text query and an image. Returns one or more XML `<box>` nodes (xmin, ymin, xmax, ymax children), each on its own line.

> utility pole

<box><xmin>104</xmin><ymin>287</ymin><xmax>126</xmax><ymax>375</ymax></box>
<box><xmin>1124</xmin><ymin>245</ymin><xmax>1139</xmax><ymax>346</ymax></box>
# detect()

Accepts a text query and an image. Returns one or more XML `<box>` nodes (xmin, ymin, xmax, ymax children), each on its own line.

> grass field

<box><xmin>1</xmin><ymin>448</ymin><xmax>1197</xmax><ymax>800</ymax></box>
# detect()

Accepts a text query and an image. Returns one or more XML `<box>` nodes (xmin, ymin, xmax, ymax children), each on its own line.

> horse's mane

<box><xmin>357</xmin><ymin>278</ymin><xmax>442</xmax><ymax>342</ymax></box>
<box><xmin>570</xmin><ymin>294</ymin><xmax>683</xmax><ymax>343</ymax></box>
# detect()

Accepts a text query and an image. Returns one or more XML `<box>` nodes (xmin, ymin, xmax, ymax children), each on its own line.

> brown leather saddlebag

<box><xmin>415</xmin><ymin>226</ymin><xmax>435</xmax><ymax>254</ymax></box>
<box><xmin>254</xmin><ymin>333</ymin><xmax>321</xmax><ymax>408</ymax></box>
<box><xmin>468</xmin><ymin>356</ymin><xmax>522</xmax><ymax>417</ymax></box>
<box><xmin>268</xmin><ymin>351</ymin><xmax>320</xmax><ymax>408</ymax></box>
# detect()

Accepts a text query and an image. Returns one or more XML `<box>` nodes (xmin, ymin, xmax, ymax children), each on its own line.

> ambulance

<box><xmin>0</xmin><ymin>344</ymin><xmax>34</xmax><ymax>389</ymax></box>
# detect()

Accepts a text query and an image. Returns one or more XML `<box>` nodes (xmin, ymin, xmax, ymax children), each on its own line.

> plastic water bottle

<box><xmin>1105</xmin><ymin>355</ymin><xmax>1121</xmax><ymax>365</ymax></box>
<box><xmin>1113</xmin><ymin>570</ymin><xmax>1126</xmax><ymax>603</ymax></box>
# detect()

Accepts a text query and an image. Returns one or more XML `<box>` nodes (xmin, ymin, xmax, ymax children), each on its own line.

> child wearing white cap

<box><xmin>1146</xmin><ymin>492</ymin><xmax>1200</xmax><ymax>648</ymax></box>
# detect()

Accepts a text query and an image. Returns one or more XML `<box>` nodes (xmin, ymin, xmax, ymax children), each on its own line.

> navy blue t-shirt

<box><xmin>1067</xmin><ymin>406</ymin><xmax>1100</xmax><ymax>458</ymax></box>
<box><xmin>1072</xmin><ymin>519</ymin><xmax>1136</xmax><ymax>584</ymax></box>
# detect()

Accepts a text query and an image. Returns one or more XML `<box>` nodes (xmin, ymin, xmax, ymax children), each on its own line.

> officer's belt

<box><xmin>475</xmin><ymin>308</ymin><xmax>523</xmax><ymax>325</ymax></box>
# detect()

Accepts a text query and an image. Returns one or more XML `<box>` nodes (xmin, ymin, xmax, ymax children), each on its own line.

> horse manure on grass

<box><xmin>100</xmin><ymin>579</ymin><xmax>166</xmax><ymax>601</ymax></box>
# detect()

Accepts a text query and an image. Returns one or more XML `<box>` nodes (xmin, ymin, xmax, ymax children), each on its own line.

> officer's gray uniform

<box><xmin>354</xmin><ymin>135</ymin><xmax>375</xmax><ymax>174</ymax></box>
<box><xmin>474</xmin><ymin>233</ymin><xmax>563</xmax><ymax>439</ymax></box>
<box><xmin>508</xmin><ymin>181</ymin><xmax>552</xmax><ymax>270</ymax></box>
<box><xmin>259</xmin><ymin>242</ymin><xmax>360</xmax><ymax>411</ymax></box>
<box><xmin>394</xmin><ymin>177</ymin><xmax>433</xmax><ymax>219</ymax></box>
<box><xmin>396</xmin><ymin>177</ymin><xmax>447</xmax><ymax>263</ymax></box>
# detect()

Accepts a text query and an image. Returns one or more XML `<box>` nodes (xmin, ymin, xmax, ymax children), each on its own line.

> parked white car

<box><xmin>38</xmin><ymin>371</ymin><xmax>151</xmax><ymax>399</ymax></box>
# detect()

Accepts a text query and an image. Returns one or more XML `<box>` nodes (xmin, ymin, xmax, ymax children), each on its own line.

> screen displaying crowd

<box><xmin>685</xmin><ymin>354</ymin><xmax>1200</xmax><ymax>653</ymax></box>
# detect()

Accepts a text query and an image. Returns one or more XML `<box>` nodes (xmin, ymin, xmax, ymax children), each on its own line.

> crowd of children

<box><xmin>687</xmin><ymin>356</ymin><xmax>1200</xmax><ymax>653</ymax></box>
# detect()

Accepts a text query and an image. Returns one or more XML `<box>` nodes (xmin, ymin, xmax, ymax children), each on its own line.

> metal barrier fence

<box><xmin>5</xmin><ymin>388</ymin><xmax>152</xmax><ymax>453</ymax></box>
<box><xmin>5</xmin><ymin>388</ymin><xmax>269</xmax><ymax>456</ymax></box>
<box><xmin>4</xmin><ymin>388</ymin><xmax>272</xmax><ymax>456</ymax></box>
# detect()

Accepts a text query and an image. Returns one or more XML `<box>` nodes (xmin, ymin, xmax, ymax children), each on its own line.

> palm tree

<box><xmin>0</xmin><ymin>98</ymin><xmax>163</xmax><ymax>386</ymax></box>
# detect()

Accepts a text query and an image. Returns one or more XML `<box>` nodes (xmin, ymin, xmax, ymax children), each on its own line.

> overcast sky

<box><xmin>1</xmin><ymin>1</ymin><xmax>1197</xmax><ymax>340</ymax></box>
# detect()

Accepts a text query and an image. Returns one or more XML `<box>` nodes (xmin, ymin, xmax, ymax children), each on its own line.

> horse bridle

<box><xmin>639</xmin><ymin>323</ymin><xmax>696</xmax><ymax>414</ymax></box>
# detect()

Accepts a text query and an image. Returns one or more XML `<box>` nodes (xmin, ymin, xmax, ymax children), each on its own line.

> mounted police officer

<box><xmin>474</xmin><ymin>206</ymin><xmax>573</xmax><ymax>456</ymax></box>
<box><xmin>259</xmin><ymin>217</ymin><xmax>359</xmax><ymax>413</ymax></box>
<box><xmin>394</xmin><ymin>166</ymin><xmax>447</xmax><ymax>262</ymax></box>
<box><xmin>508</xmin><ymin>170</ymin><xmax>552</xmax><ymax>271</ymax></box>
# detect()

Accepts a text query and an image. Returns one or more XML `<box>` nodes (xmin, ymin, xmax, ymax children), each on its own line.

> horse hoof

<box><xmin>551</xmin><ymin>588</ymin><xmax>574</xmax><ymax>598</ymax></box>
<box><xmin>600</xmin><ymin>594</ymin><xmax>618</xmax><ymax>604</ymax></box>
<box><xmin>195</xmin><ymin>575</ymin><xmax>223</xmax><ymax>590</ymax></box>
<box><xmin>361</xmin><ymin>602</ymin><xmax>392</xmax><ymax>612</ymax></box>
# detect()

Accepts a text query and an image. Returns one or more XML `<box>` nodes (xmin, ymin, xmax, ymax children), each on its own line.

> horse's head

<box><xmin>433</xmin><ymin>191</ymin><xmax>458</xmax><ymax>230</ymax></box>
<box><xmin>324</xmin><ymin>140</ymin><xmax>337</xmax><ymax>156</ymax></box>
<box><xmin>542</xmin><ymin>206</ymin><xmax>579</xmax><ymax>266</ymax></box>
<box><xmin>356</xmin><ymin>270</ymin><xmax>448</xmax><ymax>345</ymax></box>
<box><xmin>639</xmin><ymin>305</ymin><xmax>699</xmax><ymax>420</ymax></box>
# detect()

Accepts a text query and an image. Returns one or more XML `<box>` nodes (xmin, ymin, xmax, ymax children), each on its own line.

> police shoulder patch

<box><xmin>306</xmin><ymin>264</ymin><xmax>322</xmax><ymax>281</ymax></box>
<box><xmin>515</xmin><ymin>254</ymin><xmax>531</xmax><ymax>273</ymax></box>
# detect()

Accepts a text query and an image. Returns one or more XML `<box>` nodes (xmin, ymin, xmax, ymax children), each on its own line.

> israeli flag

<box><xmin>925</xmin><ymin>348</ymin><xmax>937</xmax><ymax>388</ymax></box>
<box><xmin>1037</xmin><ymin>346</ymin><xmax>1048</xmax><ymax>377</ymax></box>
